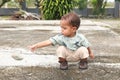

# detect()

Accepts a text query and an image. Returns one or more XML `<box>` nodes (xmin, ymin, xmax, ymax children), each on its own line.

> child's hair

<box><xmin>61</xmin><ymin>12</ymin><xmax>80</xmax><ymax>29</ymax></box>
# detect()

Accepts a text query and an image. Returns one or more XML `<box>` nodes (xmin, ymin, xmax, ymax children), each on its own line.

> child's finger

<box><xmin>28</xmin><ymin>46</ymin><xmax>35</xmax><ymax>52</ymax></box>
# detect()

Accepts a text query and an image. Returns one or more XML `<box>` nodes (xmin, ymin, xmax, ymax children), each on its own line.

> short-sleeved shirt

<box><xmin>49</xmin><ymin>33</ymin><xmax>91</xmax><ymax>51</ymax></box>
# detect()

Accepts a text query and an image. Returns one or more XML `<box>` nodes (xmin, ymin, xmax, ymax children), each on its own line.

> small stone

<box><xmin>11</xmin><ymin>53</ymin><xmax>24</xmax><ymax>60</ymax></box>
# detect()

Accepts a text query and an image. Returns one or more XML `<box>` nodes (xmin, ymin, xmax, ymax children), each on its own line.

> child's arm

<box><xmin>29</xmin><ymin>40</ymin><xmax>52</xmax><ymax>52</ymax></box>
<box><xmin>87</xmin><ymin>47</ymin><xmax>94</xmax><ymax>59</ymax></box>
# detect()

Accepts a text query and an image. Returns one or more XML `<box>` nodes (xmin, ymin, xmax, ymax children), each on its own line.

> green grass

<box><xmin>1</xmin><ymin>0</ymin><xmax>36</xmax><ymax>8</ymax></box>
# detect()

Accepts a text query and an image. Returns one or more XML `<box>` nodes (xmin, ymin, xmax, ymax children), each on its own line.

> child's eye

<box><xmin>61</xmin><ymin>26</ymin><xmax>66</xmax><ymax>30</ymax></box>
<box><xmin>63</xmin><ymin>27</ymin><xmax>66</xmax><ymax>29</ymax></box>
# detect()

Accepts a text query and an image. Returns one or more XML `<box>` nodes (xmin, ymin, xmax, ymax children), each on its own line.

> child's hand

<box><xmin>89</xmin><ymin>52</ymin><xmax>95</xmax><ymax>59</ymax></box>
<box><xmin>28</xmin><ymin>45</ymin><xmax>36</xmax><ymax>52</ymax></box>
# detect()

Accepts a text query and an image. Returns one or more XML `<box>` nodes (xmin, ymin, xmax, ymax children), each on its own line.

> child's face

<box><xmin>60</xmin><ymin>20</ymin><xmax>77</xmax><ymax>37</ymax></box>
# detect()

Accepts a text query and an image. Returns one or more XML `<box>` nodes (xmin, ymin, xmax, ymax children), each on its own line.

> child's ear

<box><xmin>72</xmin><ymin>27</ymin><xmax>77</xmax><ymax>33</ymax></box>
<box><xmin>73</xmin><ymin>26</ymin><xmax>77</xmax><ymax>30</ymax></box>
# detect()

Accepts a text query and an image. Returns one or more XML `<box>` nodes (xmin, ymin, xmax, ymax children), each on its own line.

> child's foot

<box><xmin>79</xmin><ymin>58</ymin><xmax>88</xmax><ymax>70</ymax></box>
<box><xmin>59</xmin><ymin>57</ymin><xmax>68</xmax><ymax>70</ymax></box>
<box><xmin>60</xmin><ymin>61</ymin><xmax>68</xmax><ymax>70</ymax></box>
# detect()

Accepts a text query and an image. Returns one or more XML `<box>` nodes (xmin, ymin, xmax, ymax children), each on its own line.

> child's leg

<box><xmin>75</xmin><ymin>47</ymin><xmax>89</xmax><ymax>69</ymax></box>
<box><xmin>56</xmin><ymin>46</ymin><xmax>68</xmax><ymax>59</ymax></box>
<box><xmin>56</xmin><ymin>46</ymin><xmax>68</xmax><ymax>70</ymax></box>
<box><xmin>75</xmin><ymin>47</ymin><xmax>89</xmax><ymax>59</ymax></box>
<box><xmin>57</xmin><ymin>46</ymin><xmax>79</xmax><ymax>62</ymax></box>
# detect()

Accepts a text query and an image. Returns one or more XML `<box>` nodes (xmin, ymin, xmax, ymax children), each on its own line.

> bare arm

<box><xmin>29</xmin><ymin>40</ymin><xmax>52</xmax><ymax>52</ymax></box>
<box><xmin>87</xmin><ymin>47</ymin><xmax>95</xmax><ymax>59</ymax></box>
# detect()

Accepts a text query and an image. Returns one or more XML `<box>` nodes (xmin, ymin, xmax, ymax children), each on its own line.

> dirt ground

<box><xmin>91</xmin><ymin>19</ymin><xmax>120</xmax><ymax>34</ymax></box>
<box><xmin>0</xmin><ymin>19</ymin><xmax>120</xmax><ymax>80</ymax></box>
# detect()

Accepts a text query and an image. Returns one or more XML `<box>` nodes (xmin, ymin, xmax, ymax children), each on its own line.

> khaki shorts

<box><xmin>56</xmin><ymin>46</ymin><xmax>89</xmax><ymax>62</ymax></box>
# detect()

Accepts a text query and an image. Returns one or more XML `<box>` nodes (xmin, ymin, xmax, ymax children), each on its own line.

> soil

<box><xmin>0</xmin><ymin>19</ymin><xmax>120</xmax><ymax>80</ymax></box>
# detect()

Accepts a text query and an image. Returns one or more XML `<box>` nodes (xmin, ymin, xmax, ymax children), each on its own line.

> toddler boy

<box><xmin>29</xmin><ymin>12</ymin><xmax>94</xmax><ymax>70</ymax></box>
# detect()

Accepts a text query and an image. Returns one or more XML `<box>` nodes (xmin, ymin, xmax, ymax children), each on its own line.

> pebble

<box><xmin>11</xmin><ymin>53</ymin><xmax>24</xmax><ymax>60</ymax></box>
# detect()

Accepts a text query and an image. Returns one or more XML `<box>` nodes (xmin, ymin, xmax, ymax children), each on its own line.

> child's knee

<box><xmin>77</xmin><ymin>47</ymin><xmax>89</xmax><ymax>59</ymax></box>
<box><xmin>57</xmin><ymin>46</ymin><xmax>66</xmax><ymax>52</ymax></box>
<box><xmin>56</xmin><ymin>46</ymin><xmax>67</xmax><ymax>58</ymax></box>
<box><xmin>78</xmin><ymin>47</ymin><xmax>88</xmax><ymax>52</ymax></box>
